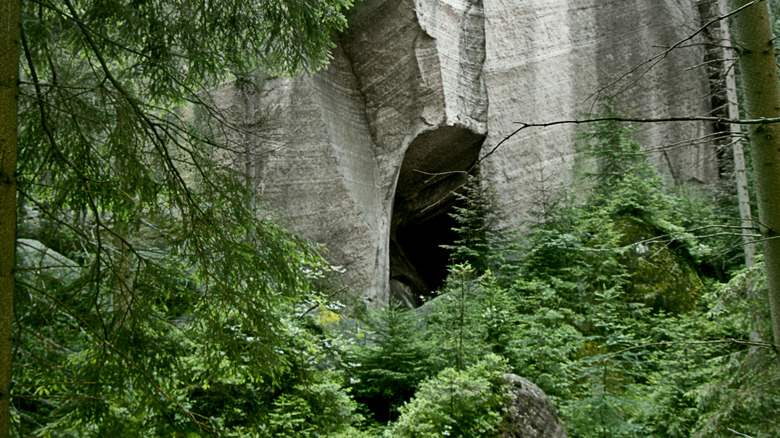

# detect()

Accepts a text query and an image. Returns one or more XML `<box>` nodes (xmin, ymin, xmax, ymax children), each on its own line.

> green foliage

<box><xmin>690</xmin><ymin>261</ymin><xmax>780</xmax><ymax>437</ymax></box>
<box><xmin>477</xmin><ymin>272</ymin><xmax>521</xmax><ymax>359</ymax></box>
<box><xmin>420</xmin><ymin>265</ymin><xmax>519</xmax><ymax>373</ymax></box>
<box><xmin>263</xmin><ymin>381</ymin><xmax>362</xmax><ymax>438</ymax></box>
<box><xmin>505</xmin><ymin>279</ymin><xmax>583</xmax><ymax>401</ymax></box>
<box><xmin>348</xmin><ymin>106</ymin><xmax>778</xmax><ymax>437</ymax></box>
<box><xmin>13</xmin><ymin>253</ymin><xmax>364</xmax><ymax>434</ymax></box>
<box><xmin>387</xmin><ymin>354</ymin><xmax>511</xmax><ymax>438</ymax></box>
<box><xmin>347</xmin><ymin>304</ymin><xmax>429</xmax><ymax>423</ymax></box>
<box><xmin>579</xmin><ymin>107</ymin><xmax>665</xmax><ymax>218</ymax></box>
<box><xmin>13</xmin><ymin>9</ymin><xmax>780</xmax><ymax>431</ymax></box>
<box><xmin>444</xmin><ymin>173</ymin><xmax>516</xmax><ymax>275</ymax></box>
<box><xmin>490</xmin><ymin>109</ymin><xmax>778</xmax><ymax>436</ymax></box>
<box><xmin>520</xmin><ymin>112</ymin><xmax>715</xmax><ymax>316</ymax></box>
<box><xmin>349</xmin><ymin>106</ymin><xmax>779</xmax><ymax>437</ymax></box>
<box><xmin>423</xmin><ymin>264</ymin><xmax>485</xmax><ymax>372</ymax></box>
<box><xmin>559</xmin><ymin>286</ymin><xmax>653</xmax><ymax>438</ymax></box>
<box><xmin>340</xmin><ymin>264</ymin><xmax>523</xmax><ymax>433</ymax></box>
<box><xmin>12</xmin><ymin>0</ymin><xmax>355</xmax><ymax>434</ymax></box>
<box><xmin>636</xmin><ymin>311</ymin><xmax>725</xmax><ymax>438</ymax></box>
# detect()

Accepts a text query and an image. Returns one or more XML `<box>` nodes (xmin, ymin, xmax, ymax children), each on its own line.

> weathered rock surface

<box><xmin>16</xmin><ymin>239</ymin><xmax>80</xmax><ymax>285</ymax></box>
<box><xmin>501</xmin><ymin>374</ymin><xmax>568</xmax><ymax>438</ymax></box>
<box><xmin>217</xmin><ymin>0</ymin><xmax>720</xmax><ymax>305</ymax></box>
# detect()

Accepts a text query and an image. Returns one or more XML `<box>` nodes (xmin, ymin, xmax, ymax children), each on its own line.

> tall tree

<box><xmin>729</xmin><ymin>0</ymin><xmax>780</xmax><ymax>356</ymax></box>
<box><xmin>0</xmin><ymin>2</ymin><xmax>21</xmax><ymax>435</ymax></box>
<box><xmin>1</xmin><ymin>0</ymin><xmax>352</xmax><ymax>434</ymax></box>
<box><xmin>716</xmin><ymin>0</ymin><xmax>757</xmax><ymax>267</ymax></box>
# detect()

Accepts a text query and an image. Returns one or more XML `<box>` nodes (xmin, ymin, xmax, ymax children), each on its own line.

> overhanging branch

<box><xmin>476</xmin><ymin>114</ymin><xmax>780</xmax><ymax>168</ymax></box>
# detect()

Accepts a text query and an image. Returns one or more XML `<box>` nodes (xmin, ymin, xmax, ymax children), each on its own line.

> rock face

<box><xmin>501</xmin><ymin>374</ymin><xmax>568</xmax><ymax>438</ymax></box>
<box><xmin>16</xmin><ymin>239</ymin><xmax>80</xmax><ymax>285</ymax></box>
<box><xmin>220</xmin><ymin>0</ymin><xmax>719</xmax><ymax>306</ymax></box>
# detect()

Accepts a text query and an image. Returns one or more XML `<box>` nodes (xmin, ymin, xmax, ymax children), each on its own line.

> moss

<box><xmin>616</xmin><ymin>218</ymin><xmax>704</xmax><ymax>313</ymax></box>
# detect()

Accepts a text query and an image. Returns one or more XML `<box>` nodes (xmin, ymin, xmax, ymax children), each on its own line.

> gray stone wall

<box><xmin>216</xmin><ymin>0</ymin><xmax>719</xmax><ymax>306</ymax></box>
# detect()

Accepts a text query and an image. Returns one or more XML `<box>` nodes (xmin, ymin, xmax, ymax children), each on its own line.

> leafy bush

<box><xmin>348</xmin><ymin>304</ymin><xmax>429</xmax><ymax>423</ymax></box>
<box><xmin>387</xmin><ymin>354</ymin><xmax>511</xmax><ymax>438</ymax></box>
<box><xmin>263</xmin><ymin>381</ymin><xmax>362</xmax><ymax>438</ymax></box>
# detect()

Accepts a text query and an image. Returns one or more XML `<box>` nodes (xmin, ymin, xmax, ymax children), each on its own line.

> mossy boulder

<box><xmin>616</xmin><ymin>219</ymin><xmax>704</xmax><ymax>313</ymax></box>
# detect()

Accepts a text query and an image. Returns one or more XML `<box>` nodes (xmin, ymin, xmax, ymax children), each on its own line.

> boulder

<box><xmin>16</xmin><ymin>239</ymin><xmax>81</xmax><ymax>285</ymax></box>
<box><xmin>501</xmin><ymin>374</ymin><xmax>568</xmax><ymax>438</ymax></box>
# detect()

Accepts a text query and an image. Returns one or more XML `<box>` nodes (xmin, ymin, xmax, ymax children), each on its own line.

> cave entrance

<box><xmin>390</xmin><ymin>126</ymin><xmax>485</xmax><ymax>307</ymax></box>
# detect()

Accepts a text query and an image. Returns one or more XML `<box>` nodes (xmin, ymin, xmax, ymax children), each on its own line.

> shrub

<box><xmin>387</xmin><ymin>354</ymin><xmax>511</xmax><ymax>438</ymax></box>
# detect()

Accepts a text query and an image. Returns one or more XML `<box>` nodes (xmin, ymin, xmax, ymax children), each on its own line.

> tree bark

<box><xmin>0</xmin><ymin>0</ymin><xmax>21</xmax><ymax>435</ymax></box>
<box><xmin>730</xmin><ymin>0</ymin><xmax>780</xmax><ymax>355</ymax></box>
<box><xmin>717</xmin><ymin>0</ymin><xmax>758</xmax><ymax>268</ymax></box>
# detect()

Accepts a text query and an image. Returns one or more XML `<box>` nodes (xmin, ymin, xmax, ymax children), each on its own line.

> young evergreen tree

<box><xmin>580</xmin><ymin>105</ymin><xmax>665</xmax><ymax>219</ymax></box>
<box><xmin>691</xmin><ymin>262</ymin><xmax>780</xmax><ymax>437</ymax></box>
<box><xmin>348</xmin><ymin>304</ymin><xmax>428</xmax><ymax>424</ymax></box>
<box><xmin>444</xmin><ymin>172</ymin><xmax>516</xmax><ymax>276</ymax></box>
<box><xmin>0</xmin><ymin>0</ymin><xmax>353</xmax><ymax>434</ymax></box>
<box><xmin>387</xmin><ymin>354</ymin><xmax>511</xmax><ymax>438</ymax></box>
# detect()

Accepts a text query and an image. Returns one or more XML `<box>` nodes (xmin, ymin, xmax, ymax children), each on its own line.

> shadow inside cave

<box><xmin>389</xmin><ymin>126</ymin><xmax>485</xmax><ymax>308</ymax></box>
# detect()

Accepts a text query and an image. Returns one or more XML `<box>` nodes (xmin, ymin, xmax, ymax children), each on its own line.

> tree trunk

<box><xmin>718</xmin><ymin>0</ymin><xmax>757</xmax><ymax>268</ymax></box>
<box><xmin>0</xmin><ymin>0</ymin><xmax>21</xmax><ymax>435</ymax></box>
<box><xmin>730</xmin><ymin>0</ymin><xmax>780</xmax><ymax>354</ymax></box>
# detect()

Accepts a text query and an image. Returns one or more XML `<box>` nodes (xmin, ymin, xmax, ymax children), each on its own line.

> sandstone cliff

<box><xmin>217</xmin><ymin>0</ymin><xmax>719</xmax><ymax>306</ymax></box>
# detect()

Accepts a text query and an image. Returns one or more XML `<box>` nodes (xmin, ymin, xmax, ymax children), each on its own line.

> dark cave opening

<box><xmin>389</xmin><ymin>126</ymin><xmax>485</xmax><ymax>307</ymax></box>
<box><xmin>397</xmin><ymin>209</ymin><xmax>459</xmax><ymax>292</ymax></box>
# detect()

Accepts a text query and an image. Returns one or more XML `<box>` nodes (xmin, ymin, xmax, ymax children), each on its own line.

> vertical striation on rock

<box><xmin>333</xmin><ymin>0</ymin><xmax>492</xmax><ymax>304</ymax></box>
<box><xmin>218</xmin><ymin>46</ymin><xmax>388</xmax><ymax>304</ymax></box>
<box><xmin>481</xmin><ymin>0</ymin><xmax>717</xmax><ymax>228</ymax></box>
<box><xmin>213</xmin><ymin>0</ymin><xmax>723</xmax><ymax>306</ymax></box>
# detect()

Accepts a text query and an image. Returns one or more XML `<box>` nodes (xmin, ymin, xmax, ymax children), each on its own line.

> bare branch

<box><xmin>587</xmin><ymin>0</ymin><xmax>760</xmax><ymax>101</ymax></box>
<box><xmin>727</xmin><ymin>428</ymin><xmax>756</xmax><ymax>438</ymax></box>
<box><xmin>476</xmin><ymin>114</ymin><xmax>780</xmax><ymax>169</ymax></box>
<box><xmin>605</xmin><ymin>338</ymin><xmax>780</xmax><ymax>358</ymax></box>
